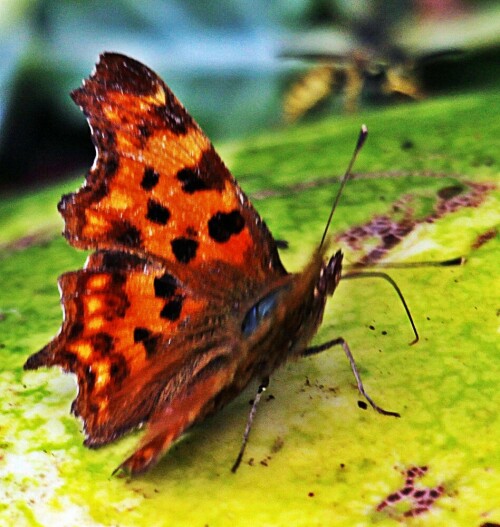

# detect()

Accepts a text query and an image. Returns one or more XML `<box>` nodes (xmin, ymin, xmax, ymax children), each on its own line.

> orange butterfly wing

<box><xmin>62</xmin><ymin>52</ymin><xmax>285</xmax><ymax>277</ymax></box>
<box><xmin>27</xmin><ymin>252</ymin><xmax>200</xmax><ymax>444</ymax></box>
<box><xmin>25</xmin><ymin>53</ymin><xmax>288</xmax><ymax>473</ymax></box>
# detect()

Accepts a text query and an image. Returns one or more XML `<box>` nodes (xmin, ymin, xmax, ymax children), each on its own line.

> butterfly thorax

<box><xmin>235</xmin><ymin>248</ymin><xmax>344</xmax><ymax>383</ymax></box>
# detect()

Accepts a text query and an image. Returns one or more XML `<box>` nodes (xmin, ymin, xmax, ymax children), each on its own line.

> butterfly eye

<box><xmin>241</xmin><ymin>289</ymin><xmax>281</xmax><ymax>337</ymax></box>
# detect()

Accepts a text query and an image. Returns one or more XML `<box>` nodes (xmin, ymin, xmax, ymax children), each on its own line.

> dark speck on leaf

<box><xmin>401</xmin><ymin>140</ymin><xmax>414</xmax><ymax>150</ymax></box>
<box><xmin>437</xmin><ymin>184</ymin><xmax>464</xmax><ymax>200</ymax></box>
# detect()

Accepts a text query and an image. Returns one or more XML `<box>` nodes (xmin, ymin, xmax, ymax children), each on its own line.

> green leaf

<box><xmin>1</xmin><ymin>89</ymin><xmax>498</xmax><ymax>526</ymax></box>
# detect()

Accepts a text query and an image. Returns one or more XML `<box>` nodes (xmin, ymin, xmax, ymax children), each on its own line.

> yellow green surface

<box><xmin>0</xmin><ymin>90</ymin><xmax>499</xmax><ymax>526</ymax></box>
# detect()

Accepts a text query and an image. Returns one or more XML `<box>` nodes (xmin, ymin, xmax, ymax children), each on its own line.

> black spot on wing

<box><xmin>104</xmin><ymin>155</ymin><xmax>119</xmax><ymax>178</ymax></box>
<box><xmin>141</xmin><ymin>167</ymin><xmax>160</xmax><ymax>190</ymax></box>
<box><xmin>108</xmin><ymin>271</ymin><xmax>127</xmax><ymax>289</ymax></box>
<box><xmin>208</xmin><ymin>210</ymin><xmax>245</xmax><ymax>243</ymax></box>
<box><xmin>138</xmin><ymin>124</ymin><xmax>153</xmax><ymax>139</ymax></box>
<box><xmin>134</xmin><ymin>327</ymin><xmax>151</xmax><ymax>343</ymax></box>
<box><xmin>111</xmin><ymin>220</ymin><xmax>142</xmax><ymax>247</ymax></box>
<box><xmin>154</xmin><ymin>91</ymin><xmax>191</xmax><ymax>135</ymax></box>
<box><xmin>177</xmin><ymin>168</ymin><xmax>210</xmax><ymax>194</ymax></box>
<box><xmin>171</xmin><ymin>238</ymin><xmax>198</xmax><ymax>263</ymax></box>
<box><xmin>153</xmin><ymin>273</ymin><xmax>177</xmax><ymax>298</ymax></box>
<box><xmin>109</xmin><ymin>355</ymin><xmax>129</xmax><ymax>384</ymax></box>
<box><xmin>68</xmin><ymin>322</ymin><xmax>84</xmax><ymax>339</ymax></box>
<box><xmin>146</xmin><ymin>199</ymin><xmax>171</xmax><ymax>225</ymax></box>
<box><xmin>176</xmin><ymin>149</ymin><xmax>227</xmax><ymax>194</ymax></box>
<box><xmin>91</xmin><ymin>333</ymin><xmax>114</xmax><ymax>356</ymax></box>
<box><xmin>160</xmin><ymin>296</ymin><xmax>183</xmax><ymax>321</ymax></box>
<box><xmin>94</xmin><ymin>251</ymin><xmax>145</xmax><ymax>271</ymax></box>
<box><xmin>133</xmin><ymin>327</ymin><xmax>161</xmax><ymax>358</ymax></box>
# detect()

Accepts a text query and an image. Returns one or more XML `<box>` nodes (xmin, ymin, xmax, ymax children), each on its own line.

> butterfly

<box><xmin>24</xmin><ymin>52</ymin><xmax>400</xmax><ymax>476</ymax></box>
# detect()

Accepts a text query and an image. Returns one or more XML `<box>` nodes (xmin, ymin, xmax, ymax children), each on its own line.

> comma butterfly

<box><xmin>25</xmin><ymin>53</ymin><xmax>401</xmax><ymax>475</ymax></box>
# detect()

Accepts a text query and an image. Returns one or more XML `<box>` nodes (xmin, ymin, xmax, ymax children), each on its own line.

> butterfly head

<box><xmin>317</xmin><ymin>249</ymin><xmax>343</xmax><ymax>297</ymax></box>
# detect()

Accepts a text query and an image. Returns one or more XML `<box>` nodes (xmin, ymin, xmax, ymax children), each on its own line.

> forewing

<box><xmin>62</xmin><ymin>52</ymin><xmax>285</xmax><ymax>279</ymax></box>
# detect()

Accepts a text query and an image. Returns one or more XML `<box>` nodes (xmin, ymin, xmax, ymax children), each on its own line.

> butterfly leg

<box><xmin>231</xmin><ymin>376</ymin><xmax>270</xmax><ymax>473</ymax></box>
<box><xmin>302</xmin><ymin>338</ymin><xmax>400</xmax><ymax>417</ymax></box>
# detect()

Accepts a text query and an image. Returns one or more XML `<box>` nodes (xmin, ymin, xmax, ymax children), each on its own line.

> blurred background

<box><xmin>0</xmin><ymin>0</ymin><xmax>499</xmax><ymax>193</ymax></box>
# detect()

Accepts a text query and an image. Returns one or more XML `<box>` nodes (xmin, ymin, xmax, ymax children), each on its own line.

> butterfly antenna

<box><xmin>343</xmin><ymin>271</ymin><xmax>419</xmax><ymax>345</ymax></box>
<box><xmin>319</xmin><ymin>124</ymin><xmax>368</xmax><ymax>249</ymax></box>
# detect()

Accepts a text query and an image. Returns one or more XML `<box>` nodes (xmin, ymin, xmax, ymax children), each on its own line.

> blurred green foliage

<box><xmin>0</xmin><ymin>0</ymin><xmax>499</xmax><ymax>190</ymax></box>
